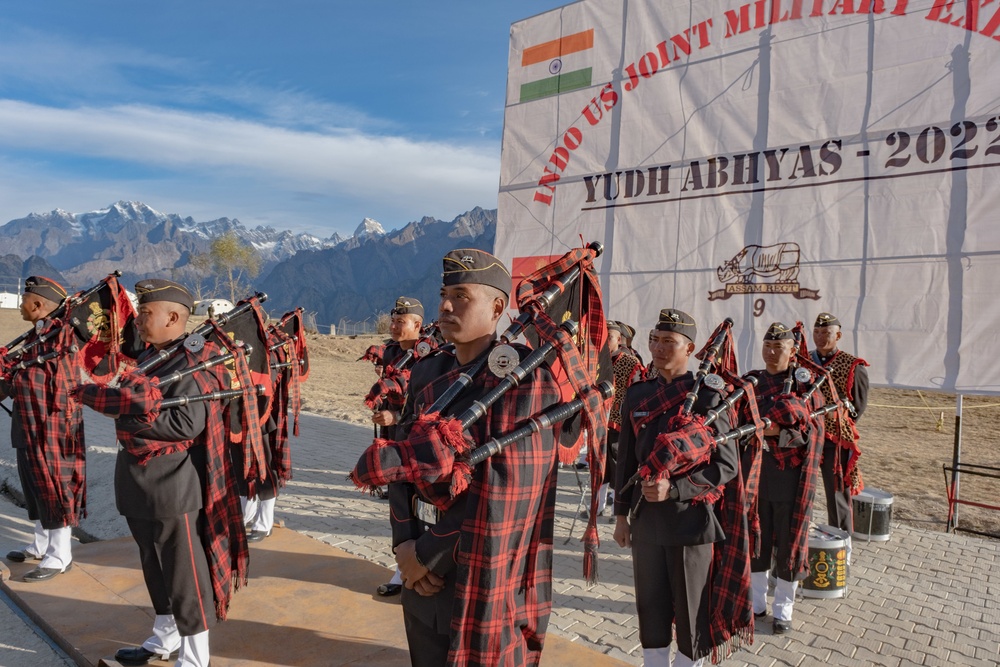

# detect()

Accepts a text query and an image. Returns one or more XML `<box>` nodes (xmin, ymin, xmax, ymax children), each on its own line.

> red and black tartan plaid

<box><xmin>272</xmin><ymin>308</ymin><xmax>309</xmax><ymax>436</ymax></box>
<box><xmin>364</xmin><ymin>369</ymin><xmax>409</xmax><ymax>411</ymax></box>
<box><xmin>752</xmin><ymin>368</ymin><xmax>824</xmax><ymax>580</ymax></box>
<box><xmin>75</xmin><ymin>367</ymin><xmax>163</xmax><ymax>417</ymax></box>
<box><xmin>207</xmin><ymin>320</ymin><xmax>270</xmax><ymax>499</ymax></box>
<box><xmin>632</xmin><ymin>322</ymin><xmax>756</xmax><ymax>662</ymax></box>
<box><xmin>351</xmin><ymin>351</ymin><xmax>479</xmax><ymax>508</ymax></box>
<box><xmin>359</xmin><ymin>343</ymin><xmax>385</xmax><ymax>366</ymax></box>
<box><xmin>266</xmin><ymin>316</ymin><xmax>308</xmax><ymax>485</ymax></box>
<box><xmin>9</xmin><ymin>321</ymin><xmax>87</xmax><ymax>527</ymax></box>
<box><xmin>353</xmin><ymin>342</ymin><xmax>563</xmax><ymax>665</ymax></box>
<box><xmin>515</xmin><ymin>244</ymin><xmax>608</xmax><ymax>583</ymax></box>
<box><xmin>275</xmin><ymin>307</ymin><xmax>310</xmax><ymax>382</ymax></box>
<box><xmin>111</xmin><ymin>340</ymin><xmax>249</xmax><ymax>620</ymax></box>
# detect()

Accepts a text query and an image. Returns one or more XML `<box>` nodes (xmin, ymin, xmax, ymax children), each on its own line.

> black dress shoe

<box><xmin>6</xmin><ymin>549</ymin><xmax>41</xmax><ymax>563</ymax></box>
<box><xmin>754</xmin><ymin>611</ymin><xmax>767</xmax><ymax>618</ymax></box>
<box><xmin>773</xmin><ymin>619</ymin><xmax>792</xmax><ymax>634</ymax></box>
<box><xmin>23</xmin><ymin>563</ymin><xmax>71</xmax><ymax>582</ymax></box>
<box><xmin>247</xmin><ymin>529</ymin><xmax>271</xmax><ymax>542</ymax></box>
<box><xmin>115</xmin><ymin>645</ymin><xmax>175</xmax><ymax>665</ymax></box>
<box><xmin>377</xmin><ymin>582</ymin><xmax>402</xmax><ymax>596</ymax></box>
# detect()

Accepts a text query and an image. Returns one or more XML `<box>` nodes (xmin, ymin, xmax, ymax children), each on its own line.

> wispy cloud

<box><xmin>0</xmin><ymin>100</ymin><xmax>499</xmax><ymax>234</ymax></box>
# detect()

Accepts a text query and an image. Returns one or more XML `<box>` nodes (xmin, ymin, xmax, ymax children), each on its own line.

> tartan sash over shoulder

<box><xmin>515</xmin><ymin>244</ymin><xmax>608</xmax><ymax>583</ymax></box>
<box><xmin>9</xmin><ymin>320</ymin><xmax>87</xmax><ymax>528</ymax></box>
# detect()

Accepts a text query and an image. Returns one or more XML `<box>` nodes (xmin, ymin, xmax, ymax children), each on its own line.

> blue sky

<box><xmin>0</xmin><ymin>1</ymin><xmax>567</xmax><ymax>237</ymax></box>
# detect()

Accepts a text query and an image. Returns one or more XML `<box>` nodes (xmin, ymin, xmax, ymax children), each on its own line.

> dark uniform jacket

<box><xmin>388</xmin><ymin>341</ymin><xmax>560</xmax><ymax>657</ymax></box>
<box><xmin>614</xmin><ymin>371</ymin><xmax>737</xmax><ymax>546</ymax></box>
<box><xmin>115</xmin><ymin>346</ymin><xmax>208</xmax><ymax>519</ymax></box>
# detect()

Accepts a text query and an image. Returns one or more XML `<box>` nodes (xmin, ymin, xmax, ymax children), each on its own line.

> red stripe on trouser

<box><xmin>182</xmin><ymin>513</ymin><xmax>209</xmax><ymax>631</ymax></box>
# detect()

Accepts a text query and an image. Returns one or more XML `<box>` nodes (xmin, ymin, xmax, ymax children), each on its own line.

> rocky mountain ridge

<box><xmin>0</xmin><ymin>201</ymin><xmax>498</xmax><ymax>325</ymax></box>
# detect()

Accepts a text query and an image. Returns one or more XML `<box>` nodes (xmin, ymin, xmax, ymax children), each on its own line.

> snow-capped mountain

<box><xmin>0</xmin><ymin>201</ymin><xmax>342</xmax><ymax>286</ymax></box>
<box><xmin>0</xmin><ymin>201</ymin><xmax>500</xmax><ymax>325</ymax></box>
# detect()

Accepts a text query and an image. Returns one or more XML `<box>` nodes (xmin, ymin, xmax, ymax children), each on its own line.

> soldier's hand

<box><xmin>412</xmin><ymin>571</ymin><xmax>445</xmax><ymax>597</ymax></box>
<box><xmin>394</xmin><ymin>540</ymin><xmax>428</xmax><ymax>588</ymax></box>
<box><xmin>613</xmin><ymin>516</ymin><xmax>631</xmax><ymax>548</ymax></box>
<box><xmin>641</xmin><ymin>477</ymin><xmax>672</xmax><ymax>502</ymax></box>
<box><xmin>372</xmin><ymin>410</ymin><xmax>398</xmax><ymax>427</ymax></box>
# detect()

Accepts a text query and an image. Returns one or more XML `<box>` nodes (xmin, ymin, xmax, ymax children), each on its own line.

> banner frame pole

<box><xmin>947</xmin><ymin>394</ymin><xmax>963</xmax><ymax>533</ymax></box>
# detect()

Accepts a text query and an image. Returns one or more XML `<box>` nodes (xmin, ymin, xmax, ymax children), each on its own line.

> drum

<box><xmin>800</xmin><ymin>524</ymin><xmax>849</xmax><ymax>599</ymax></box>
<box><xmin>852</xmin><ymin>487</ymin><xmax>894</xmax><ymax>542</ymax></box>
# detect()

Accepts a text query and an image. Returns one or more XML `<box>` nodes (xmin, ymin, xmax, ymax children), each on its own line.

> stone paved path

<box><xmin>2</xmin><ymin>409</ymin><xmax>998</xmax><ymax>665</ymax></box>
<box><xmin>281</xmin><ymin>414</ymin><xmax>1000</xmax><ymax>666</ymax></box>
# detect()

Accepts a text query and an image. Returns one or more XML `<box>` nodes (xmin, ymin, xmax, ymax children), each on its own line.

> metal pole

<box><xmin>948</xmin><ymin>394</ymin><xmax>963</xmax><ymax>533</ymax></box>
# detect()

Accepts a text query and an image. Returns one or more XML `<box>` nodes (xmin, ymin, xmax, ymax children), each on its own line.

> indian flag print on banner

<box><xmin>519</xmin><ymin>29</ymin><xmax>593</xmax><ymax>103</ymax></box>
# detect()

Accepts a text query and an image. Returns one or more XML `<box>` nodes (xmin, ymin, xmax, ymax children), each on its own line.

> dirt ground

<box><xmin>2</xmin><ymin>308</ymin><xmax>998</xmax><ymax>537</ymax></box>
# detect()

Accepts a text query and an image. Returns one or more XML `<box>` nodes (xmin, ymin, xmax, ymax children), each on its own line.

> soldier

<box><xmin>744</xmin><ymin>323</ymin><xmax>824</xmax><ymax>635</ymax></box>
<box><xmin>374</xmin><ymin>296</ymin><xmax>424</xmax><ymax>597</ymax></box>
<box><xmin>613</xmin><ymin>309</ymin><xmax>738</xmax><ymax>667</ymax></box>
<box><xmin>384</xmin><ymin>249</ymin><xmax>561</xmax><ymax>665</ymax></box>
<box><xmin>78</xmin><ymin>279</ymin><xmax>246</xmax><ymax>667</ymax></box>
<box><xmin>811</xmin><ymin>312</ymin><xmax>869</xmax><ymax>538</ymax></box>
<box><xmin>1</xmin><ymin>276</ymin><xmax>81</xmax><ymax>582</ymax></box>
<box><xmin>372</xmin><ymin>296</ymin><xmax>424</xmax><ymax>437</ymax></box>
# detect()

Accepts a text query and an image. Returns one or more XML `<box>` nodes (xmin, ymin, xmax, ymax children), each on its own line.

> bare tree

<box><xmin>208</xmin><ymin>233</ymin><xmax>261</xmax><ymax>302</ymax></box>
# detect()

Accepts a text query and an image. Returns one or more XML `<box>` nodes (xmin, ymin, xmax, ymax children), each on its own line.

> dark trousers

<box><xmin>820</xmin><ymin>441</ymin><xmax>854</xmax><ymax>533</ymax></box>
<box><xmin>403</xmin><ymin>606</ymin><xmax>450</xmax><ymax>667</ymax></box>
<box><xmin>631</xmin><ymin>539</ymin><xmax>713</xmax><ymax>660</ymax></box>
<box><xmin>127</xmin><ymin>511</ymin><xmax>215</xmax><ymax>636</ymax></box>
<box><xmin>603</xmin><ymin>428</ymin><xmax>619</xmax><ymax>485</ymax></box>
<box><xmin>752</xmin><ymin>499</ymin><xmax>795</xmax><ymax>580</ymax></box>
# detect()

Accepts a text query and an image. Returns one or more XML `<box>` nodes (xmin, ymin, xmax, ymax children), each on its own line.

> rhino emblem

<box><xmin>717</xmin><ymin>242</ymin><xmax>800</xmax><ymax>284</ymax></box>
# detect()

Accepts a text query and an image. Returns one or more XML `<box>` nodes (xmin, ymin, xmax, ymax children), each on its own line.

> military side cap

<box><xmin>134</xmin><ymin>279</ymin><xmax>194</xmax><ymax>311</ymax></box>
<box><xmin>620</xmin><ymin>322</ymin><xmax>637</xmax><ymax>340</ymax></box>
<box><xmin>655</xmin><ymin>308</ymin><xmax>697</xmax><ymax>343</ymax></box>
<box><xmin>607</xmin><ymin>320</ymin><xmax>625</xmax><ymax>335</ymax></box>
<box><xmin>814</xmin><ymin>312</ymin><xmax>841</xmax><ymax>328</ymax></box>
<box><xmin>392</xmin><ymin>296</ymin><xmax>424</xmax><ymax>318</ymax></box>
<box><xmin>764</xmin><ymin>321</ymin><xmax>795</xmax><ymax>340</ymax></box>
<box><xmin>442</xmin><ymin>248</ymin><xmax>511</xmax><ymax>297</ymax></box>
<box><xmin>24</xmin><ymin>276</ymin><xmax>67</xmax><ymax>304</ymax></box>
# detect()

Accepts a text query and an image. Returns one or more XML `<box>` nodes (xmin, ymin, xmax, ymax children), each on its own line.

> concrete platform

<box><xmin>0</xmin><ymin>525</ymin><xmax>628</xmax><ymax>667</ymax></box>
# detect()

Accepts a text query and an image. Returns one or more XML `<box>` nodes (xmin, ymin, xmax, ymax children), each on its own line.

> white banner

<box><xmin>498</xmin><ymin>0</ymin><xmax>1000</xmax><ymax>394</ymax></box>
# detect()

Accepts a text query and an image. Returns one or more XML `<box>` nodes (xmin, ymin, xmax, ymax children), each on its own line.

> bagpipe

<box><xmin>1</xmin><ymin>271</ymin><xmax>140</xmax><ymax>385</ymax></box>
<box><xmin>362</xmin><ymin>322</ymin><xmax>440</xmax><ymax>413</ymax></box>
<box><xmin>351</xmin><ymin>241</ymin><xmax>610</xmax><ymax>581</ymax></box>
<box><xmin>134</xmin><ymin>291</ymin><xmax>268</xmax><ymax>375</ymax></box>
<box><xmin>712</xmin><ymin>397</ymin><xmax>853</xmax><ymax>447</ymax></box>
<box><xmin>267</xmin><ymin>307</ymin><xmax>310</xmax><ymax>442</ymax></box>
<box><xmin>621</xmin><ymin>317</ymin><xmax>737</xmax><ymax>499</ymax></box>
<box><xmin>2</xmin><ymin>272</ymin><xmax>121</xmax><ymax>362</ymax></box>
